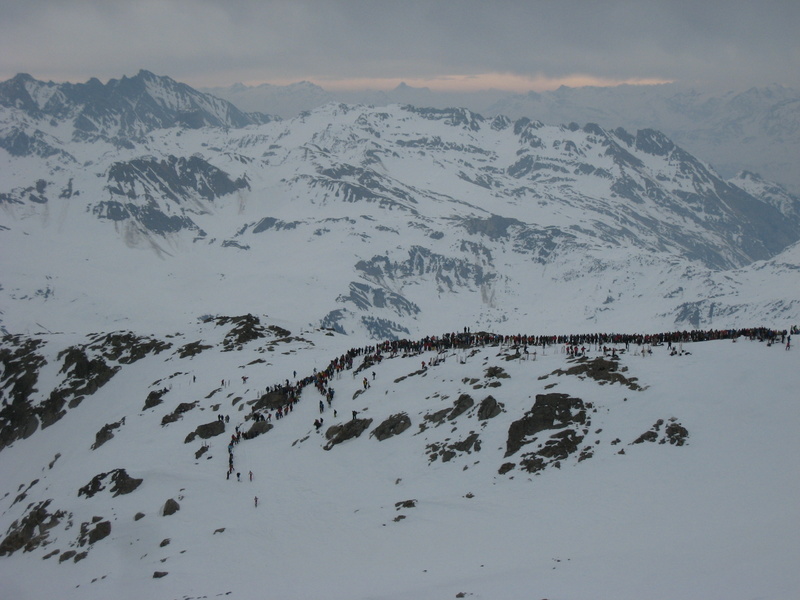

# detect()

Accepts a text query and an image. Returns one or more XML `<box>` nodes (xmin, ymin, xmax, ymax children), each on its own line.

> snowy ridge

<box><xmin>1</xmin><ymin>319</ymin><xmax>798</xmax><ymax>599</ymax></box>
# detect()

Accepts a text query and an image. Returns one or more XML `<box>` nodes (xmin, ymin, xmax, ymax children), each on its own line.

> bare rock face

<box><xmin>324</xmin><ymin>418</ymin><xmax>373</xmax><ymax>450</ymax></box>
<box><xmin>426</xmin><ymin>432</ymin><xmax>482</xmax><ymax>463</ymax></box>
<box><xmin>79</xmin><ymin>519</ymin><xmax>111</xmax><ymax>546</ymax></box>
<box><xmin>78</xmin><ymin>469</ymin><xmax>142</xmax><ymax>498</ymax></box>
<box><xmin>91</xmin><ymin>419</ymin><xmax>124</xmax><ymax>450</ymax></box>
<box><xmin>505</xmin><ymin>393</ymin><xmax>587</xmax><ymax>457</ymax></box>
<box><xmin>143</xmin><ymin>388</ymin><xmax>169</xmax><ymax>410</ymax></box>
<box><xmin>632</xmin><ymin>418</ymin><xmax>689</xmax><ymax>446</ymax></box>
<box><xmin>477</xmin><ymin>395</ymin><xmax>502</xmax><ymax>420</ymax></box>
<box><xmin>162</xmin><ymin>401</ymin><xmax>198</xmax><ymax>425</ymax></box>
<box><xmin>216</xmin><ymin>314</ymin><xmax>268</xmax><ymax>351</ymax></box>
<box><xmin>371</xmin><ymin>413</ymin><xmax>411</xmax><ymax>441</ymax></box>
<box><xmin>0</xmin><ymin>499</ymin><xmax>67</xmax><ymax>556</ymax></box>
<box><xmin>447</xmin><ymin>394</ymin><xmax>474</xmax><ymax>420</ymax></box>
<box><xmin>546</xmin><ymin>356</ymin><xmax>642</xmax><ymax>390</ymax></box>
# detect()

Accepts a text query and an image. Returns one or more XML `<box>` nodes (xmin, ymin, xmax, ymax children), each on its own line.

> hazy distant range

<box><xmin>202</xmin><ymin>80</ymin><xmax>800</xmax><ymax>195</ymax></box>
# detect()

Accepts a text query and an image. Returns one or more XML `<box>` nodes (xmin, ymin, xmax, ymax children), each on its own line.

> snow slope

<box><xmin>1</xmin><ymin>320</ymin><xmax>798</xmax><ymax>599</ymax></box>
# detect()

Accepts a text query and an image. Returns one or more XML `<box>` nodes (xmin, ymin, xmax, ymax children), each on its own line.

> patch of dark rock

<box><xmin>393</xmin><ymin>515</ymin><xmax>406</xmax><ymax>522</ymax></box>
<box><xmin>248</xmin><ymin>388</ymin><xmax>292</xmax><ymax>411</ymax></box>
<box><xmin>448</xmin><ymin>394</ymin><xmax>474</xmax><ymax>420</ymax></box>
<box><xmin>134</xmin><ymin>513</ymin><xmax>145</xmax><ymax>521</ymax></box>
<box><xmin>49</xmin><ymin>453</ymin><xmax>61</xmax><ymax>469</ymax></box>
<box><xmin>195</xmin><ymin>445</ymin><xmax>209</xmax><ymax>459</ymax></box>
<box><xmin>11</xmin><ymin>479</ymin><xmax>39</xmax><ymax>507</ymax></box>
<box><xmin>536</xmin><ymin>429</ymin><xmax>585</xmax><ymax>461</ymax></box>
<box><xmin>0</xmin><ymin>499</ymin><xmax>67</xmax><ymax>556</ymax></box>
<box><xmin>371</xmin><ymin>413</ymin><xmax>411</xmax><ymax>441</ymax></box>
<box><xmin>324</xmin><ymin>418</ymin><xmax>373</xmax><ymax>450</ymax></box>
<box><xmin>57</xmin><ymin>345</ymin><xmax>121</xmax><ymax>397</ymax></box>
<box><xmin>423</xmin><ymin>407</ymin><xmax>450</xmax><ymax>427</ymax></box>
<box><xmin>0</xmin><ymin>335</ymin><xmax>47</xmax><ymax>406</ymax></box>
<box><xmin>87</xmin><ymin>332</ymin><xmax>171</xmax><ymax>364</ymax></box>
<box><xmin>213</xmin><ymin>528</ymin><xmax>225</xmax><ymax>534</ymax></box>
<box><xmin>91</xmin><ymin>419</ymin><xmax>124</xmax><ymax>450</ymax></box>
<box><xmin>452</xmin><ymin>433</ymin><xmax>481</xmax><ymax>453</ymax></box>
<box><xmin>484</xmin><ymin>366</ymin><xmax>509</xmax><ymax>379</ymax></box>
<box><xmin>73</xmin><ymin>551</ymin><xmax>88</xmax><ymax>562</ymax></box>
<box><xmin>78</xmin><ymin>519</ymin><xmax>111</xmax><ymax>546</ymax></box>
<box><xmin>0</xmin><ymin>335</ymin><xmax>48</xmax><ymax>451</ymax></box>
<box><xmin>244</xmin><ymin>421</ymin><xmax>273</xmax><ymax>439</ymax></box>
<box><xmin>59</xmin><ymin>550</ymin><xmax>77</xmax><ymax>563</ymax></box>
<box><xmin>395</xmin><ymin>499</ymin><xmax>417</xmax><ymax>510</ymax></box>
<box><xmin>477</xmin><ymin>396</ymin><xmax>503</xmax><ymax>420</ymax></box>
<box><xmin>43</xmin><ymin>549</ymin><xmax>60</xmax><ymax>560</ymax></box>
<box><xmin>215</xmin><ymin>315</ymin><xmax>268</xmax><ymax>351</ymax></box>
<box><xmin>632</xmin><ymin>419</ymin><xmax>688</xmax><ymax>446</ymax></box>
<box><xmin>427</xmin><ymin>433</ymin><xmax>481</xmax><ymax>462</ymax></box>
<box><xmin>153</xmin><ymin>571</ymin><xmax>168</xmax><ymax>578</ymax></box>
<box><xmin>268</xmin><ymin>325</ymin><xmax>291</xmax><ymax>338</ymax></box>
<box><xmin>545</xmin><ymin>356</ymin><xmax>642</xmax><ymax>390</ymax></box>
<box><xmin>162</xmin><ymin>401</ymin><xmax>198</xmax><ymax>425</ymax></box>
<box><xmin>1</xmin><ymin>336</ymin><xmax>126</xmax><ymax>450</ymax></box>
<box><xmin>664</xmin><ymin>422</ymin><xmax>689</xmax><ymax>446</ymax></box>
<box><xmin>162</xmin><ymin>499</ymin><xmax>180</xmax><ymax>516</ymax></box>
<box><xmin>143</xmin><ymin>388</ymin><xmax>169</xmax><ymax>410</ymax></box>
<box><xmin>498</xmin><ymin>462</ymin><xmax>515</xmax><ymax>474</ymax></box>
<box><xmin>184</xmin><ymin>420</ymin><xmax>225</xmax><ymax>444</ymax></box>
<box><xmin>109</xmin><ymin>469</ymin><xmax>143</xmax><ymax>495</ymax></box>
<box><xmin>176</xmin><ymin>340</ymin><xmax>212</xmax><ymax>359</ymax></box>
<box><xmin>160</xmin><ymin>538</ymin><xmax>170</xmax><ymax>547</ymax></box>
<box><xmin>79</xmin><ymin>469</ymin><xmax>142</xmax><ymax>499</ymax></box>
<box><xmin>632</xmin><ymin>430</ymin><xmax>659</xmax><ymax>444</ymax></box>
<box><xmin>505</xmin><ymin>393</ymin><xmax>587</xmax><ymax>457</ymax></box>
<box><xmin>578</xmin><ymin>448</ymin><xmax>594</xmax><ymax>462</ymax></box>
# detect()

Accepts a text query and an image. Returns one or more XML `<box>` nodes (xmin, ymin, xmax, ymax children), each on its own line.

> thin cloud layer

<box><xmin>0</xmin><ymin>0</ymin><xmax>797</xmax><ymax>91</ymax></box>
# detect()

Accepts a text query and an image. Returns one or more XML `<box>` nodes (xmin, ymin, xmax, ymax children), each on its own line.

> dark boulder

<box><xmin>371</xmin><ymin>413</ymin><xmax>411</xmax><ymax>441</ymax></box>
<box><xmin>324</xmin><ymin>418</ymin><xmax>373</xmax><ymax>450</ymax></box>
<box><xmin>162</xmin><ymin>498</ymin><xmax>180</xmax><ymax>516</ymax></box>
<box><xmin>477</xmin><ymin>395</ymin><xmax>502</xmax><ymax>420</ymax></box>
<box><xmin>184</xmin><ymin>420</ymin><xmax>225</xmax><ymax>443</ymax></box>
<box><xmin>245</xmin><ymin>421</ymin><xmax>273</xmax><ymax>439</ymax></box>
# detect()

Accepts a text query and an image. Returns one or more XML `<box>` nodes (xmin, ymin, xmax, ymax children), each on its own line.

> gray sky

<box><xmin>1</xmin><ymin>0</ymin><xmax>798</xmax><ymax>92</ymax></box>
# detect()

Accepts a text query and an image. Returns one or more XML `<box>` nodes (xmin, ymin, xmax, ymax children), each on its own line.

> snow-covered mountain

<box><xmin>0</xmin><ymin>70</ymin><xmax>275</xmax><ymax>151</ymax></box>
<box><xmin>488</xmin><ymin>83</ymin><xmax>800</xmax><ymax>194</ymax></box>
<box><xmin>1</xmin><ymin>72</ymin><xmax>799</xmax><ymax>339</ymax></box>
<box><xmin>205</xmin><ymin>80</ymin><xmax>800</xmax><ymax>194</ymax></box>
<box><xmin>1</xmin><ymin>318</ymin><xmax>798</xmax><ymax>599</ymax></box>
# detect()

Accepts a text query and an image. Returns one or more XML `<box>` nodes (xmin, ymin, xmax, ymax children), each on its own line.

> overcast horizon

<box><xmin>1</xmin><ymin>0</ymin><xmax>798</xmax><ymax>94</ymax></box>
